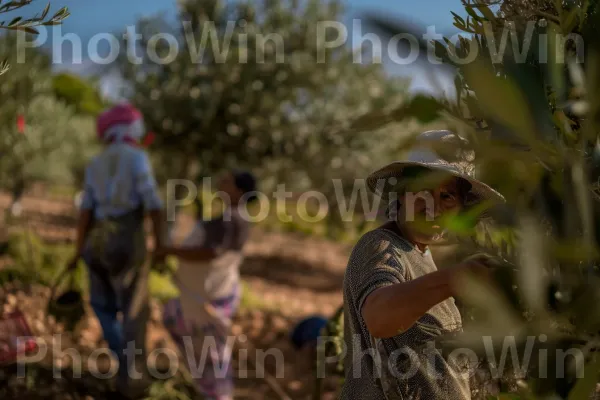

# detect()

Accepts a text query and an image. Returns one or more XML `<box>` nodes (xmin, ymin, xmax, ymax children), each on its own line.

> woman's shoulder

<box><xmin>348</xmin><ymin>225</ymin><xmax>412</xmax><ymax>261</ymax></box>
<box><xmin>343</xmin><ymin>226</ymin><xmax>411</xmax><ymax>286</ymax></box>
<box><xmin>354</xmin><ymin>225</ymin><xmax>411</xmax><ymax>249</ymax></box>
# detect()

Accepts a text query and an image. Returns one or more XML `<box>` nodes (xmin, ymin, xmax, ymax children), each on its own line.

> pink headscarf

<box><xmin>96</xmin><ymin>103</ymin><xmax>146</xmax><ymax>145</ymax></box>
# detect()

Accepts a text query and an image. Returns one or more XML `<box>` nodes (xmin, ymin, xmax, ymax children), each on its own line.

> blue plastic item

<box><xmin>290</xmin><ymin>315</ymin><xmax>329</xmax><ymax>349</ymax></box>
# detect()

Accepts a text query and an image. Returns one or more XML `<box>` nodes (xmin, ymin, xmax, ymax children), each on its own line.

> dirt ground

<box><xmin>0</xmin><ymin>189</ymin><xmax>348</xmax><ymax>400</ymax></box>
<box><xmin>5</xmin><ymin>189</ymin><xmax>598</xmax><ymax>400</ymax></box>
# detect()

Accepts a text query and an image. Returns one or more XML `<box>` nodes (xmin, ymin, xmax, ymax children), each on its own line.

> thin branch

<box><xmin>535</xmin><ymin>10</ymin><xmax>561</xmax><ymax>23</ymax></box>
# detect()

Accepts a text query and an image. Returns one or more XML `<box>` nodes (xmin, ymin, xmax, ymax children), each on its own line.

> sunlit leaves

<box><xmin>0</xmin><ymin>59</ymin><xmax>9</xmax><ymax>76</ymax></box>
<box><xmin>0</xmin><ymin>2</ymin><xmax>69</xmax><ymax>34</ymax></box>
<box><xmin>359</xmin><ymin>0</ymin><xmax>600</xmax><ymax>397</ymax></box>
<box><xmin>463</xmin><ymin>59</ymin><xmax>537</xmax><ymax>142</ymax></box>
<box><xmin>52</xmin><ymin>73</ymin><xmax>106</xmax><ymax>116</ymax></box>
<box><xmin>440</xmin><ymin>200</ymin><xmax>496</xmax><ymax>235</ymax></box>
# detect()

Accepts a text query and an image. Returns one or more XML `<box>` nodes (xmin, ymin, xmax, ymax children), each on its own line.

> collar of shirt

<box><xmin>107</xmin><ymin>135</ymin><xmax>140</xmax><ymax>147</ymax></box>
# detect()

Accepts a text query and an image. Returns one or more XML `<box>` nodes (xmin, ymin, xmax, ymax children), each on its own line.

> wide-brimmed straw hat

<box><xmin>367</xmin><ymin>130</ymin><xmax>505</xmax><ymax>206</ymax></box>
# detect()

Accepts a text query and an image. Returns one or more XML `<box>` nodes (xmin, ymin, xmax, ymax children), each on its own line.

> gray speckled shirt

<box><xmin>341</xmin><ymin>227</ymin><xmax>471</xmax><ymax>400</ymax></box>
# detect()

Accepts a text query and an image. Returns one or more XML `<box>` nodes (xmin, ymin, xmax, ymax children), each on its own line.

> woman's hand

<box><xmin>450</xmin><ymin>253</ymin><xmax>496</xmax><ymax>294</ymax></box>
<box><xmin>461</xmin><ymin>253</ymin><xmax>495</xmax><ymax>274</ymax></box>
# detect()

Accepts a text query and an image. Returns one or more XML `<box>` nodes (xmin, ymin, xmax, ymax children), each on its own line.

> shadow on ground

<box><xmin>240</xmin><ymin>255</ymin><xmax>344</xmax><ymax>293</ymax></box>
<box><xmin>20</xmin><ymin>210</ymin><xmax>77</xmax><ymax>229</ymax></box>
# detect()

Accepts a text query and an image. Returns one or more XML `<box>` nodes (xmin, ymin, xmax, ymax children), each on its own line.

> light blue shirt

<box><xmin>80</xmin><ymin>143</ymin><xmax>163</xmax><ymax>220</ymax></box>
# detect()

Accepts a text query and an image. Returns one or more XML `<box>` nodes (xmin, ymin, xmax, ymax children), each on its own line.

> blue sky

<box><xmin>15</xmin><ymin>0</ymin><xmax>468</xmax><ymax>96</ymax></box>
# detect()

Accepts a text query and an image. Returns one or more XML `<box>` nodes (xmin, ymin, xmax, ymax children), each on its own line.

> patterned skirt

<box><xmin>163</xmin><ymin>285</ymin><xmax>241</xmax><ymax>400</ymax></box>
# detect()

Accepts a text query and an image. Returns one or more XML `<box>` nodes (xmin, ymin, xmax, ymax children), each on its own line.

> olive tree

<box><xmin>115</xmin><ymin>0</ymin><xmax>410</xmax><ymax>231</ymax></box>
<box><xmin>0</xmin><ymin>34</ymin><xmax>98</xmax><ymax>214</ymax></box>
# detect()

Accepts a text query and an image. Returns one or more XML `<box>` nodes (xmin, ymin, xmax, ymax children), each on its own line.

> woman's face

<box><xmin>397</xmin><ymin>177</ymin><xmax>463</xmax><ymax>245</ymax></box>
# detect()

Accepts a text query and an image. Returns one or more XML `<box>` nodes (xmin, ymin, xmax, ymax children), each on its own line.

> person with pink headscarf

<box><xmin>66</xmin><ymin>103</ymin><xmax>165</xmax><ymax>399</ymax></box>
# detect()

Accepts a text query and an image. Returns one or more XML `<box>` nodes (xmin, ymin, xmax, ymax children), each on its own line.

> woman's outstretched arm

<box><xmin>361</xmin><ymin>268</ymin><xmax>456</xmax><ymax>338</ymax></box>
<box><xmin>361</xmin><ymin>261</ymin><xmax>489</xmax><ymax>339</ymax></box>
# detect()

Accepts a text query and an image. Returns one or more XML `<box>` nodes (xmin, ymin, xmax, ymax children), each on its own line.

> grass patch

<box><xmin>144</xmin><ymin>376</ymin><xmax>202</xmax><ymax>400</ymax></box>
<box><xmin>3</xmin><ymin>230</ymin><xmax>88</xmax><ymax>290</ymax></box>
<box><xmin>239</xmin><ymin>280</ymin><xmax>272</xmax><ymax>311</ymax></box>
<box><xmin>3</xmin><ymin>231</ymin><xmax>179</xmax><ymax>302</ymax></box>
<box><xmin>148</xmin><ymin>271</ymin><xmax>180</xmax><ymax>303</ymax></box>
<box><xmin>46</xmin><ymin>184</ymin><xmax>79</xmax><ymax>199</ymax></box>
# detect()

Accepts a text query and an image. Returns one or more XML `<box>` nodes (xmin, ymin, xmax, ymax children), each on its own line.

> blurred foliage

<box><xmin>238</xmin><ymin>280</ymin><xmax>273</xmax><ymax>311</ymax></box>
<box><xmin>0</xmin><ymin>31</ymin><xmax>52</xmax><ymax>102</ymax></box>
<box><xmin>0</xmin><ymin>33</ymin><xmax>100</xmax><ymax>199</ymax></box>
<box><xmin>148</xmin><ymin>267</ymin><xmax>181</xmax><ymax>303</ymax></box>
<box><xmin>115</xmin><ymin>0</ymin><xmax>417</xmax><ymax>232</ymax></box>
<box><xmin>52</xmin><ymin>73</ymin><xmax>107</xmax><ymax>116</ymax></box>
<box><xmin>0</xmin><ymin>1</ymin><xmax>69</xmax><ymax>75</ymax></box>
<box><xmin>0</xmin><ymin>93</ymin><xmax>98</xmax><ymax>196</ymax></box>
<box><xmin>355</xmin><ymin>0</ymin><xmax>600</xmax><ymax>398</ymax></box>
<box><xmin>144</xmin><ymin>378</ymin><xmax>202</xmax><ymax>400</ymax></box>
<box><xmin>2</xmin><ymin>230</ymin><xmax>87</xmax><ymax>290</ymax></box>
<box><xmin>476</xmin><ymin>0</ymin><xmax>599</xmax><ymax>28</ymax></box>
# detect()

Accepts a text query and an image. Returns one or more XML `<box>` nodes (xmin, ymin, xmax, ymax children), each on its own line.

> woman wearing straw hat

<box><xmin>66</xmin><ymin>103</ymin><xmax>165</xmax><ymax>399</ymax></box>
<box><xmin>340</xmin><ymin>130</ymin><xmax>504</xmax><ymax>400</ymax></box>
